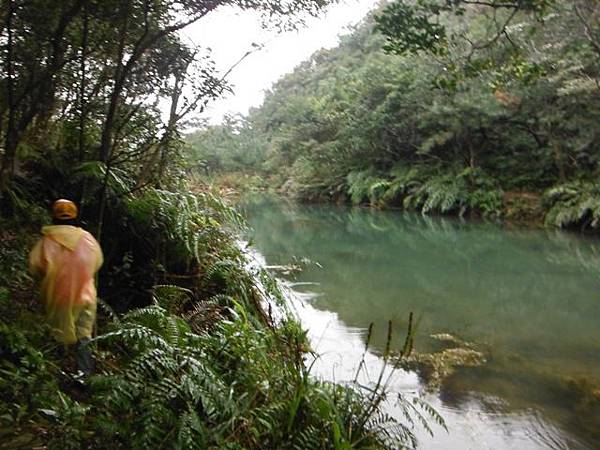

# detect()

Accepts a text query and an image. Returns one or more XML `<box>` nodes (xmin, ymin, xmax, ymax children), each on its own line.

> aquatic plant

<box><xmin>398</xmin><ymin>334</ymin><xmax>487</xmax><ymax>390</ymax></box>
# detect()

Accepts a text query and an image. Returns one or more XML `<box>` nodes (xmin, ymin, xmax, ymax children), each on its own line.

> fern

<box><xmin>176</xmin><ymin>410</ymin><xmax>206</xmax><ymax>450</ymax></box>
<box><xmin>388</xmin><ymin>167</ymin><xmax>502</xmax><ymax>217</ymax></box>
<box><xmin>544</xmin><ymin>181</ymin><xmax>600</xmax><ymax>229</ymax></box>
<box><xmin>369</xmin><ymin>180</ymin><xmax>391</xmax><ymax>205</ymax></box>
<box><xmin>43</xmin><ymin>257</ymin><xmax>437</xmax><ymax>449</ymax></box>
<box><xmin>152</xmin><ymin>284</ymin><xmax>193</xmax><ymax>314</ymax></box>
<box><xmin>347</xmin><ymin>170</ymin><xmax>372</xmax><ymax>205</ymax></box>
<box><xmin>74</xmin><ymin>161</ymin><xmax>133</xmax><ymax>196</ymax></box>
<box><xmin>124</xmin><ymin>188</ymin><xmax>244</xmax><ymax>269</ymax></box>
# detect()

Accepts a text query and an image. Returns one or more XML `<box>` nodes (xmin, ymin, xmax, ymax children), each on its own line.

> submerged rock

<box><xmin>564</xmin><ymin>376</ymin><xmax>600</xmax><ymax>440</ymax></box>
<box><xmin>396</xmin><ymin>333</ymin><xmax>487</xmax><ymax>390</ymax></box>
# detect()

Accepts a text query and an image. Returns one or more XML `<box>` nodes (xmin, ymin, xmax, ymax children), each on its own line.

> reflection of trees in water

<box><xmin>243</xmin><ymin>196</ymin><xmax>600</xmax><ymax>364</ymax></box>
<box><xmin>243</xmin><ymin>195</ymin><xmax>600</xmax><ymax>450</ymax></box>
<box><xmin>544</xmin><ymin>230</ymin><xmax>600</xmax><ymax>282</ymax></box>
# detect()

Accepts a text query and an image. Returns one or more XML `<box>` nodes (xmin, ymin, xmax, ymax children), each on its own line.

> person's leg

<box><xmin>74</xmin><ymin>338</ymin><xmax>94</xmax><ymax>376</ymax></box>
<box><xmin>45</xmin><ymin>302</ymin><xmax>77</xmax><ymax>344</ymax></box>
<box><xmin>74</xmin><ymin>302</ymin><xmax>97</xmax><ymax>376</ymax></box>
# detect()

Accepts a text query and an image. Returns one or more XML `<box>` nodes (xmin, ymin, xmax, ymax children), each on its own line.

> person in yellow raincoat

<box><xmin>29</xmin><ymin>199</ymin><xmax>103</xmax><ymax>375</ymax></box>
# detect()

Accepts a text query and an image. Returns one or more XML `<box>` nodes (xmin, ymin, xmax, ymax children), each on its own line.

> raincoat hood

<box><xmin>42</xmin><ymin>225</ymin><xmax>84</xmax><ymax>251</ymax></box>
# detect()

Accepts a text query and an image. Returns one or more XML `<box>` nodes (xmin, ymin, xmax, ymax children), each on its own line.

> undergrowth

<box><xmin>346</xmin><ymin>166</ymin><xmax>503</xmax><ymax>218</ymax></box>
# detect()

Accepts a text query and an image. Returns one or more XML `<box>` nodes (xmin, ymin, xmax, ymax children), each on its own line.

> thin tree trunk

<box><xmin>469</xmin><ymin>145</ymin><xmax>477</xmax><ymax>170</ymax></box>
<box><xmin>78</xmin><ymin>3</ymin><xmax>90</xmax><ymax>219</ymax></box>
<box><xmin>98</xmin><ymin>0</ymin><xmax>130</xmax><ymax>163</ymax></box>
<box><xmin>552</xmin><ymin>141</ymin><xmax>566</xmax><ymax>182</ymax></box>
<box><xmin>95</xmin><ymin>163</ymin><xmax>111</xmax><ymax>242</ymax></box>
<box><xmin>1</xmin><ymin>0</ymin><xmax>16</xmax><ymax>186</ymax></box>
<box><xmin>95</xmin><ymin>0</ymin><xmax>131</xmax><ymax>242</ymax></box>
<box><xmin>78</xmin><ymin>3</ymin><xmax>89</xmax><ymax>163</ymax></box>
<box><xmin>98</xmin><ymin>0</ymin><xmax>223</xmax><ymax>163</ymax></box>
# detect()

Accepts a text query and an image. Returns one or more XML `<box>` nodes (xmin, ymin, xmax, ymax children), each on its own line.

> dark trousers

<box><xmin>75</xmin><ymin>338</ymin><xmax>95</xmax><ymax>376</ymax></box>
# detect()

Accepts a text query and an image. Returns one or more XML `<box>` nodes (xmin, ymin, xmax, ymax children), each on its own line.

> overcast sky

<box><xmin>181</xmin><ymin>0</ymin><xmax>380</xmax><ymax>124</ymax></box>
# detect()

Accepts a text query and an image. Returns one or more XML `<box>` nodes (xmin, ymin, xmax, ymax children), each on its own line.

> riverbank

<box><xmin>0</xmin><ymin>189</ymin><xmax>427</xmax><ymax>449</ymax></box>
<box><xmin>203</xmin><ymin>172</ymin><xmax>600</xmax><ymax>233</ymax></box>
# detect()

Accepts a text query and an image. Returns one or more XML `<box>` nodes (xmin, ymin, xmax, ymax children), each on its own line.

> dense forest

<box><xmin>188</xmin><ymin>0</ymin><xmax>600</xmax><ymax>229</ymax></box>
<box><xmin>0</xmin><ymin>1</ymin><xmax>437</xmax><ymax>448</ymax></box>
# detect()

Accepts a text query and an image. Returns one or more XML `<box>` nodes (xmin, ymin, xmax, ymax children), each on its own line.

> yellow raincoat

<box><xmin>29</xmin><ymin>225</ymin><xmax>103</xmax><ymax>344</ymax></box>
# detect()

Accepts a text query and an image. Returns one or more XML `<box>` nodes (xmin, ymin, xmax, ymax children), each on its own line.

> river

<box><xmin>240</xmin><ymin>195</ymin><xmax>600</xmax><ymax>450</ymax></box>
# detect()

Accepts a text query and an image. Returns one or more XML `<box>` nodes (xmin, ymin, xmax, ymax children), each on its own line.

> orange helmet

<box><xmin>52</xmin><ymin>199</ymin><xmax>78</xmax><ymax>220</ymax></box>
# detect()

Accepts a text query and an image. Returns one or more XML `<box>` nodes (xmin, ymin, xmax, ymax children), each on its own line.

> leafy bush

<box><xmin>97</xmin><ymin>186</ymin><xmax>250</xmax><ymax>311</ymax></box>
<box><xmin>124</xmin><ymin>188</ymin><xmax>243</xmax><ymax>267</ymax></box>
<box><xmin>0</xmin><ymin>178</ymin><xmax>49</xmax><ymax>225</ymax></box>
<box><xmin>18</xmin><ymin>289</ymin><xmax>426</xmax><ymax>450</ymax></box>
<box><xmin>289</xmin><ymin>156</ymin><xmax>347</xmax><ymax>202</ymax></box>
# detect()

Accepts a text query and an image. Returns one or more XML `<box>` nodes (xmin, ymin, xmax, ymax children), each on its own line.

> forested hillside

<box><xmin>187</xmin><ymin>0</ymin><xmax>600</xmax><ymax>229</ymax></box>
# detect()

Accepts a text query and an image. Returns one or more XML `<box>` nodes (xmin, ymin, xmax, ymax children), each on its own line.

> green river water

<box><xmin>242</xmin><ymin>196</ymin><xmax>600</xmax><ymax>450</ymax></box>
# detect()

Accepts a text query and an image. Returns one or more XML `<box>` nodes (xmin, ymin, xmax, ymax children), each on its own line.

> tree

<box><xmin>0</xmin><ymin>0</ymin><xmax>336</xmax><ymax>229</ymax></box>
<box><xmin>374</xmin><ymin>0</ymin><xmax>556</xmax><ymax>56</ymax></box>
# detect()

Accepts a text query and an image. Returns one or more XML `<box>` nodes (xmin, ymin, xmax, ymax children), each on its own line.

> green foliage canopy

<box><xmin>375</xmin><ymin>0</ymin><xmax>556</xmax><ymax>56</ymax></box>
<box><xmin>187</xmin><ymin>0</ymin><xmax>600</xmax><ymax>229</ymax></box>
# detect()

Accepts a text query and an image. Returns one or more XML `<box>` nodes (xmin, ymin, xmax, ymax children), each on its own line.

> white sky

<box><xmin>181</xmin><ymin>0</ymin><xmax>380</xmax><ymax>124</ymax></box>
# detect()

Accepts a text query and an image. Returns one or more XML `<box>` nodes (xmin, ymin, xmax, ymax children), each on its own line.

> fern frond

<box><xmin>152</xmin><ymin>284</ymin><xmax>193</xmax><ymax>314</ymax></box>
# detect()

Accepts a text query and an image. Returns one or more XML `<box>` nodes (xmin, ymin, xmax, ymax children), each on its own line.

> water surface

<box><xmin>242</xmin><ymin>196</ymin><xmax>600</xmax><ymax>449</ymax></box>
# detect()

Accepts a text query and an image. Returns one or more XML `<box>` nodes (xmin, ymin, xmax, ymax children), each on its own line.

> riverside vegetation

<box><xmin>1</xmin><ymin>192</ymin><xmax>439</xmax><ymax>449</ymax></box>
<box><xmin>0</xmin><ymin>0</ymin><xmax>442</xmax><ymax>448</ymax></box>
<box><xmin>187</xmin><ymin>0</ymin><xmax>600</xmax><ymax>231</ymax></box>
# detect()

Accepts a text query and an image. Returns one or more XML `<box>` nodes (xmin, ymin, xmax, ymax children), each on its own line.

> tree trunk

<box><xmin>98</xmin><ymin>0</ymin><xmax>130</xmax><ymax>163</ymax></box>
<box><xmin>78</xmin><ymin>3</ymin><xmax>89</xmax><ymax>163</ymax></box>
<box><xmin>552</xmin><ymin>140</ymin><xmax>566</xmax><ymax>182</ymax></box>
<box><xmin>469</xmin><ymin>145</ymin><xmax>477</xmax><ymax>170</ymax></box>
<box><xmin>1</xmin><ymin>0</ymin><xmax>16</xmax><ymax>186</ymax></box>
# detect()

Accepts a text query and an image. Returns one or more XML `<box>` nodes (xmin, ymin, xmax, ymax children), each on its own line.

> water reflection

<box><xmin>241</xmin><ymin>195</ymin><xmax>600</xmax><ymax>449</ymax></box>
